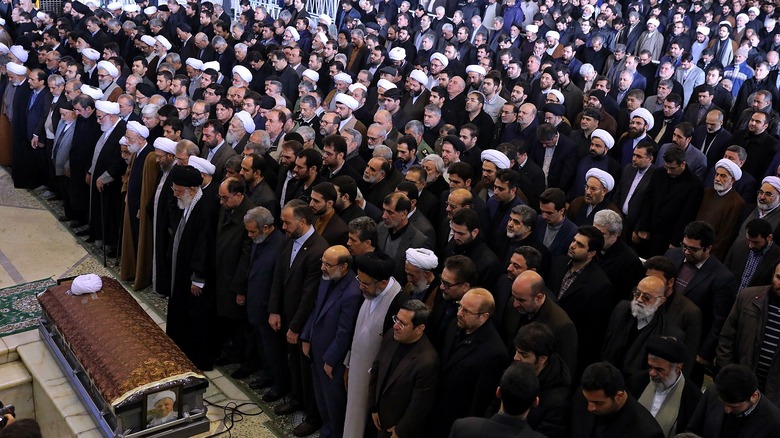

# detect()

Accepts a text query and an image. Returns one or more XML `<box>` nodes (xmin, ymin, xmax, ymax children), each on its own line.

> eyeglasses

<box><xmin>632</xmin><ymin>290</ymin><xmax>664</xmax><ymax>302</ymax></box>
<box><xmin>680</xmin><ymin>243</ymin><xmax>704</xmax><ymax>253</ymax></box>
<box><xmin>440</xmin><ymin>279</ymin><xmax>465</xmax><ymax>289</ymax></box>
<box><xmin>456</xmin><ymin>302</ymin><xmax>486</xmax><ymax>316</ymax></box>
<box><xmin>355</xmin><ymin>275</ymin><xmax>379</xmax><ymax>287</ymax></box>
<box><xmin>391</xmin><ymin>315</ymin><xmax>409</xmax><ymax>328</ymax></box>
<box><xmin>757</xmin><ymin>190</ymin><xmax>776</xmax><ymax>198</ymax></box>
<box><xmin>321</xmin><ymin>259</ymin><xmax>339</xmax><ymax>268</ymax></box>
<box><xmin>218</xmin><ymin>194</ymin><xmax>234</xmax><ymax>202</ymax></box>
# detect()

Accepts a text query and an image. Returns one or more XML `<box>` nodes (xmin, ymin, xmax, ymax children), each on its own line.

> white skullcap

<box><xmin>302</xmin><ymin>69</ymin><xmax>319</xmax><ymax>82</ymax></box>
<box><xmin>285</xmin><ymin>26</ymin><xmax>300</xmax><ymax>41</ymax></box>
<box><xmin>763</xmin><ymin>176</ymin><xmax>780</xmax><ymax>193</ymax></box>
<box><xmin>144</xmin><ymin>6</ymin><xmax>157</xmax><ymax>14</ymax></box>
<box><xmin>140</xmin><ymin>35</ymin><xmax>156</xmax><ymax>47</ymax></box>
<box><xmin>389</xmin><ymin>47</ymin><xmax>406</xmax><ymax>61</ymax></box>
<box><xmin>430</xmin><ymin>52</ymin><xmax>449</xmax><ymax>67</ymax></box>
<box><xmin>126</xmin><ymin>120</ymin><xmax>149</xmax><ymax>138</ymax></box>
<box><xmin>590</xmin><ymin>129</ymin><xmax>614</xmax><ymax>150</ymax></box>
<box><xmin>749</xmin><ymin>6</ymin><xmax>760</xmax><ymax>15</ymax></box>
<box><xmin>10</xmin><ymin>45</ymin><xmax>28</xmax><ymax>63</ymax></box>
<box><xmin>409</xmin><ymin>69</ymin><xmax>428</xmax><ymax>85</ymax></box>
<box><xmin>333</xmin><ymin>72</ymin><xmax>353</xmax><ymax>84</ymax></box>
<box><xmin>319</xmin><ymin>13</ymin><xmax>332</xmax><ymax>25</ymax></box>
<box><xmin>151</xmin><ymin>390</ymin><xmax>177</xmax><ymax>406</ymax></box>
<box><xmin>95</xmin><ymin>100</ymin><xmax>120</xmax><ymax>115</ymax></box>
<box><xmin>547</xmin><ymin>89</ymin><xmax>565</xmax><ymax>104</ymax></box>
<box><xmin>5</xmin><ymin>62</ymin><xmax>26</xmax><ymax>76</ymax></box>
<box><xmin>107</xmin><ymin>1</ymin><xmax>122</xmax><ymax>10</ymax></box>
<box><xmin>716</xmin><ymin>158</ymin><xmax>742</xmax><ymax>181</ymax></box>
<box><xmin>546</xmin><ymin>30</ymin><xmax>560</xmax><ymax>40</ymax></box>
<box><xmin>696</xmin><ymin>26</ymin><xmax>710</xmax><ymax>36</ymax></box>
<box><xmin>203</xmin><ymin>61</ymin><xmax>220</xmax><ymax>72</ymax></box>
<box><xmin>154</xmin><ymin>137</ymin><xmax>177</xmax><ymax>154</ymax></box>
<box><xmin>481</xmin><ymin>149</ymin><xmax>510</xmax><ymax>169</ymax></box>
<box><xmin>0</xmin><ymin>44</ymin><xmax>7</xmax><ymax>55</ymax></box>
<box><xmin>79</xmin><ymin>84</ymin><xmax>104</xmax><ymax>99</ymax></box>
<box><xmin>349</xmin><ymin>83</ymin><xmax>367</xmax><ymax>93</ymax></box>
<box><xmin>232</xmin><ymin>65</ymin><xmax>252</xmax><ymax>83</ymax></box>
<box><xmin>647</xmin><ymin>18</ymin><xmax>660</xmax><ymax>26</ymax></box>
<box><xmin>335</xmin><ymin>93</ymin><xmax>359</xmax><ymax>110</ymax></box>
<box><xmin>97</xmin><ymin>60</ymin><xmax>119</xmax><ymax>78</ymax></box>
<box><xmin>81</xmin><ymin>47</ymin><xmax>100</xmax><ymax>61</ymax></box>
<box><xmin>405</xmin><ymin>248</ymin><xmax>438</xmax><ymax>270</ymax></box>
<box><xmin>466</xmin><ymin>65</ymin><xmax>486</xmax><ymax>76</ymax></box>
<box><xmin>69</xmin><ymin>274</ymin><xmax>102</xmax><ymax>295</ymax></box>
<box><xmin>188</xmin><ymin>156</ymin><xmax>216</xmax><ymax>175</ymax></box>
<box><xmin>377</xmin><ymin>79</ymin><xmax>396</xmax><ymax>90</ymax></box>
<box><xmin>155</xmin><ymin>36</ymin><xmax>172</xmax><ymax>50</ymax></box>
<box><xmin>123</xmin><ymin>3</ymin><xmax>139</xmax><ymax>12</ymax></box>
<box><xmin>234</xmin><ymin>110</ymin><xmax>255</xmax><ymax>133</ymax></box>
<box><xmin>185</xmin><ymin>58</ymin><xmax>203</xmax><ymax>70</ymax></box>
<box><xmin>585</xmin><ymin>168</ymin><xmax>615</xmax><ymax>191</ymax></box>
<box><xmin>630</xmin><ymin>108</ymin><xmax>654</xmax><ymax>130</ymax></box>
<box><xmin>525</xmin><ymin>24</ymin><xmax>538</xmax><ymax>34</ymax></box>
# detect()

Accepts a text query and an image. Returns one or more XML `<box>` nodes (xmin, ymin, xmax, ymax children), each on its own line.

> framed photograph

<box><xmin>143</xmin><ymin>386</ymin><xmax>182</xmax><ymax>429</ymax></box>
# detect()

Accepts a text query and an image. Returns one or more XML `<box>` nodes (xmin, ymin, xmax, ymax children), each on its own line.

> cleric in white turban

<box><xmin>405</xmin><ymin>248</ymin><xmax>438</xmax><ymax>270</ymax></box>
<box><xmin>481</xmin><ymin>149</ymin><xmax>510</xmax><ymax>169</ymax></box>
<box><xmin>585</xmin><ymin>168</ymin><xmax>615</xmax><ymax>192</ymax></box>
<box><xmin>715</xmin><ymin>159</ymin><xmax>742</xmax><ymax>182</ymax></box>
<box><xmin>590</xmin><ymin>129</ymin><xmax>615</xmax><ymax>150</ymax></box>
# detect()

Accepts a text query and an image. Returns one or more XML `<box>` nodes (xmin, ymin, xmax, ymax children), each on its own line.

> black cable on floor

<box><xmin>203</xmin><ymin>399</ymin><xmax>264</xmax><ymax>437</ymax></box>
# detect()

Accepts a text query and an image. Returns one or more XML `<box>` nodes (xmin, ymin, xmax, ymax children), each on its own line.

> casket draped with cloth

<box><xmin>37</xmin><ymin>276</ymin><xmax>210</xmax><ymax>437</ymax></box>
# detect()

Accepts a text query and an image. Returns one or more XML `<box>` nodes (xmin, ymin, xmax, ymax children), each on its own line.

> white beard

<box><xmin>630</xmin><ymin>300</ymin><xmax>661</xmax><ymax>320</ymax></box>
<box><xmin>176</xmin><ymin>193</ymin><xmax>193</xmax><ymax>209</ymax></box>
<box><xmin>100</xmin><ymin>119</ymin><xmax>114</xmax><ymax>131</ymax></box>
<box><xmin>225</xmin><ymin>131</ymin><xmax>239</xmax><ymax>145</ymax></box>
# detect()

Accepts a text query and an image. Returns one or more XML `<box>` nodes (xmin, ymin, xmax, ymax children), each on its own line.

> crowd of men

<box><xmin>6</xmin><ymin>0</ymin><xmax>780</xmax><ymax>436</ymax></box>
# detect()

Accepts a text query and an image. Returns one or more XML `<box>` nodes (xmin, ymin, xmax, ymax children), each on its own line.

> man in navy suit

<box><xmin>534</xmin><ymin>188</ymin><xmax>577</xmax><ymax>258</ymax></box>
<box><xmin>301</xmin><ymin>245</ymin><xmax>362</xmax><ymax>438</ymax></box>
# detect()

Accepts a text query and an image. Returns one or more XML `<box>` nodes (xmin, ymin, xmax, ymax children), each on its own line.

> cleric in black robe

<box><xmin>69</xmin><ymin>95</ymin><xmax>101</xmax><ymax>226</ymax></box>
<box><xmin>167</xmin><ymin>165</ymin><xmax>218</xmax><ymax>371</ymax></box>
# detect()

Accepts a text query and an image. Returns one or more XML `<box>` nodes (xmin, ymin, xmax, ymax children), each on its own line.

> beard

<box><xmin>506</xmin><ymin>229</ymin><xmax>516</xmax><ymax>238</ymax></box>
<box><xmin>176</xmin><ymin>192</ymin><xmax>194</xmax><ymax>209</ymax></box>
<box><xmin>98</xmin><ymin>79</ymin><xmax>112</xmax><ymax>90</ymax></box>
<box><xmin>191</xmin><ymin>117</ymin><xmax>205</xmax><ymax>127</ymax></box>
<box><xmin>100</xmin><ymin>119</ymin><xmax>114</xmax><ymax>131</ymax></box>
<box><xmin>758</xmin><ymin>199</ymin><xmax>780</xmax><ymax>213</ymax></box>
<box><xmin>713</xmin><ymin>181</ymin><xmax>729</xmax><ymax>193</ymax></box>
<box><xmin>127</xmin><ymin>141</ymin><xmax>142</xmax><ymax>155</ymax></box>
<box><xmin>651</xmin><ymin>369</ymin><xmax>680</xmax><ymax>391</ymax></box>
<box><xmin>410</xmin><ymin>277</ymin><xmax>429</xmax><ymax>293</ymax></box>
<box><xmin>363</xmin><ymin>174</ymin><xmax>377</xmax><ymax>184</ymax></box>
<box><xmin>225</xmin><ymin>131</ymin><xmax>239</xmax><ymax>145</ymax></box>
<box><xmin>252</xmin><ymin>233</ymin><xmax>267</xmax><ymax>244</ymax></box>
<box><xmin>630</xmin><ymin>299</ymin><xmax>661</xmax><ymax>320</ymax></box>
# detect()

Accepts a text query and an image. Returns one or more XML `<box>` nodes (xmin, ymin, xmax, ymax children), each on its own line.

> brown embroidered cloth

<box><xmin>38</xmin><ymin>276</ymin><xmax>205</xmax><ymax>407</ymax></box>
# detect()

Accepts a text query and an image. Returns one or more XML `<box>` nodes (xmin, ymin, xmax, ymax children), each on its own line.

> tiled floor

<box><xmin>0</xmin><ymin>166</ymin><xmax>294</xmax><ymax>437</ymax></box>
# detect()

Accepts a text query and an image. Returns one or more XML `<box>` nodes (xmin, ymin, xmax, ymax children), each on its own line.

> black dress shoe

<box><xmin>273</xmin><ymin>401</ymin><xmax>301</xmax><ymax>416</ymax></box>
<box><xmin>250</xmin><ymin>378</ymin><xmax>273</xmax><ymax>390</ymax></box>
<box><xmin>261</xmin><ymin>389</ymin><xmax>284</xmax><ymax>402</ymax></box>
<box><xmin>230</xmin><ymin>367</ymin><xmax>255</xmax><ymax>379</ymax></box>
<box><xmin>292</xmin><ymin>420</ymin><xmax>321</xmax><ymax>437</ymax></box>
<box><xmin>75</xmin><ymin>228</ymin><xmax>91</xmax><ymax>236</ymax></box>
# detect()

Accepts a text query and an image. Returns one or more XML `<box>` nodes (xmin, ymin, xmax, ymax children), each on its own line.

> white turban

<box><xmin>318</xmin><ymin>14</ymin><xmax>332</xmax><ymax>25</ymax></box>
<box><xmin>586</xmin><ymin>168</ymin><xmax>615</xmax><ymax>191</ymax></box>
<box><xmin>80</xmin><ymin>84</ymin><xmax>104</xmax><ymax>100</ymax></box>
<box><xmin>0</xmin><ymin>44</ymin><xmax>8</xmax><ymax>55</ymax></box>
<box><xmin>349</xmin><ymin>83</ymin><xmax>367</xmax><ymax>93</ymax></box>
<box><xmin>203</xmin><ymin>61</ymin><xmax>221</xmax><ymax>72</ymax></box>
<box><xmin>155</xmin><ymin>36</ymin><xmax>172</xmax><ymax>50</ymax></box>
<box><xmin>151</xmin><ymin>390</ymin><xmax>177</xmax><ymax>406</ymax></box>
<box><xmin>188</xmin><ymin>156</ymin><xmax>216</xmax><ymax>175</ymax></box>
<box><xmin>696</xmin><ymin>26</ymin><xmax>710</xmax><ymax>36</ymax></box>
<box><xmin>185</xmin><ymin>58</ymin><xmax>203</xmax><ymax>70</ymax></box>
<box><xmin>466</xmin><ymin>65</ymin><xmax>486</xmax><ymax>76</ymax></box>
<box><xmin>140</xmin><ymin>35</ymin><xmax>156</xmax><ymax>47</ymax></box>
<box><xmin>647</xmin><ymin>18</ymin><xmax>660</xmax><ymax>27</ymax></box>
<box><xmin>405</xmin><ymin>248</ymin><xmax>438</xmax><ymax>270</ymax></box>
<box><xmin>95</xmin><ymin>100</ymin><xmax>120</xmax><ymax>115</ymax></box>
<box><xmin>377</xmin><ymin>79</ymin><xmax>396</xmax><ymax>90</ymax></box>
<box><xmin>144</xmin><ymin>6</ymin><xmax>157</xmax><ymax>14</ymax></box>
<box><xmin>630</xmin><ymin>108</ymin><xmax>654</xmax><ymax>130</ymax></box>
<box><xmin>333</xmin><ymin>72</ymin><xmax>353</xmax><ymax>84</ymax></box>
<box><xmin>107</xmin><ymin>1</ymin><xmax>122</xmax><ymax>10</ymax></box>
<box><xmin>5</xmin><ymin>62</ymin><xmax>26</xmax><ymax>76</ymax></box>
<box><xmin>234</xmin><ymin>110</ymin><xmax>255</xmax><ymax>133</ymax></box>
<box><xmin>547</xmin><ymin>89</ymin><xmax>565</xmax><ymax>104</ymax></box>
<box><xmin>69</xmin><ymin>274</ymin><xmax>102</xmax><ymax>295</ymax></box>
<box><xmin>525</xmin><ymin>24</ymin><xmax>538</xmax><ymax>34</ymax></box>
<box><xmin>232</xmin><ymin>65</ymin><xmax>252</xmax><ymax>83</ymax></box>
<box><xmin>409</xmin><ymin>69</ymin><xmax>428</xmax><ymax>85</ymax></box>
<box><xmin>10</xmin><ymin>45</ymin><xmax>28</xmax><ymax>63</ymax></box>
<box><xmin>154</xmin><ymin>137</ymin><xmax>177</xmax><ymax>154</ymax></box>
<box><xmin>389</xmin><ymin>47</ymin><xmax>406</xmax><ymax>61</ymax></box>
<box><xmin>285</xmin><ymin>26</ymin><xmax>300</xmax><ymax>41</ymax></box>
<box><xmin>430</xmin><ymin>52</ymin><xmax>448</xmax><ymax>67</ymax></box>
<box><xmin>82</xmin><ymin>48</ymin><xmax>100</xmax><ymax>61</ymax></box>
<box><xmin>716</xmin><ymin>159</ymin><xmax>742</xmax><ymax>181</ymax></box>
<box><xmin>126</xmin><ymin>121</ymin><xmax>149</xmax><ymax>138</ymax></box>
<box><xmin>97</xmin><ymin>60</ymin><xmax>119</xmax><ymax>78</ymax></box>
<box><xmin>335</xmin><ymin>93</ymin><xmax>359</xmax><ymax>110</ymax></box>
<box><xmin>763</xmin><ymin>176</ymin><xmax>780</xmax><ymax>193</ymax></box>
<box><xmin>590</xmin><ymin>129</ymin><xmax>614</xmax><ymax>150</ymax></box>
<box><xmin>302</xmin><ymin>69</ymin><xmax>319</xmax><ymax>82</ymax></box>
<box><xmin>481</xmin><ymin>149</ymin><xmax>510</xmax><ymax>169</ymax></box>
<box><xmin>546</xmin><ymin>30</ymin><xmax>560</xmax><ymax>40</ymax></box>
<box><xmin>123</xmin><ymin>4</ymin><xmax>139</xmax><ymax>12</ymax></box>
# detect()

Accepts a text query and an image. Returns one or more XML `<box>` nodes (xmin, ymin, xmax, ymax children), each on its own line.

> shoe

<box><xmin>75</xmin><ymin>228</ymin><xmax>91</xmax><ymax>236</ymax></box>
<box><xmin>250</xmin><ymin>378</ymin><xmax>273</xmax><ymax>391</ymax></box>
<box><xmin>230</xmin><ymin>367</ymin><xmax>255</xmax><ymax>379</ymax></box>
<box><xmin>261</xmin><ymin>389</ymin><xmax>284</xmax><ymax>402</ymax></box>
<box><xmin>292</xmin><ymin>420</ymin><xmax>321</xmax><ymax>437</ymax></box>
<box><xmin>273</xmin><ymin>401</ymin><xmax>302</xmax><ymax>416</ymax></box>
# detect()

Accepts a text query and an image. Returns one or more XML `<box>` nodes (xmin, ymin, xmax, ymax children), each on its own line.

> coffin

<box><xmin>37</xmin><ymin>276</ymin><xmax>210</xmax><ymax>437</ymax></box>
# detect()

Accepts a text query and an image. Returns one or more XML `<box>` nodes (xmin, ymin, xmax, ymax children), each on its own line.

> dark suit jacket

<box><xmin>664</xmin><ymin>248</ymin><xmax>737</xmax><ymax>360</ymax></box>
<box><xmin>724</xmin><ymin>242</ymin><xmax>780</xmax><ymax>288</ymax></box>
<box><xmin>369</xmin><ymin>334</ymin><xmax>440</xmax><ymax>438</ymax></box>
<box><xmin>450</xmin><ymin>413</ymin><xmax>545</xmax><ymax>438</ymax></box>
<box><xmin>692</xmin><ymin>126</ymin><xmax>733</xmax><ymax>169</ymax></box>
<box><xmin>571</xmin><ymin>393</ymin><xmax>664</xmax><ymax>438</ymax></box>
<box><xmin>533</xmin><ymin>217</ymin><xmax>578</xmax><ymax>259</ymax></box>
<box><xmin>627</xmin><ymin>372</ymin><xmax>702</xmax><ymax>436</ymax></box>
<box><xmin>686</xmin><ymin>388</ymin><xmax>780</xmax><ymax>438</ymax></box>
<box><xmin>203</xmin><ymin>141</ymin><xmax>236</xmax><ymax>183</ymax></box>
<box><xmin>529</xmin><ymin>134</ymin><xmax>578</xmax><ymax>192</ymax></box>
<box><xmin>267</xmin><ymin>229</ymin><xmax>329</xmax><ymax>333</ymax></box>
<box><xmin>319</xmin><ymin>211</ymin><xmax>349</xmax><ymax>246</ymax></box>
<box><xmin>377</xmin><ymin>222</ymin><xmax>431</xmax><ymax>285</ymax></box>
<box><xmin>613</xmin><ymin>164</ymin><xmax>655</xmax><ymax>235</ymax></box>
<box><xmin>246</xmin><ymin>229</ymin><xmax>285</xmax><ymax>327</ymax></box>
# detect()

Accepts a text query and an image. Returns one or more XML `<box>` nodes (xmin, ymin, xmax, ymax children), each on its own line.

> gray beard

<box><xmin>630</xmin><ymin>300</ymin><xmax>659</xmax><ymax>320</ymax></box>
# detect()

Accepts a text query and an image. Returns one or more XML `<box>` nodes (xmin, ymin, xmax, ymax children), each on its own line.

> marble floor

<box><xmin>0</xmin><ymin>166</ymin><xmax>292</xmax><ymax>437</ymax></box>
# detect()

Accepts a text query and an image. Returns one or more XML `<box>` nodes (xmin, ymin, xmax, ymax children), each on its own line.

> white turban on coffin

<box><xmin>586</xmin><ymin>168</ymin><xmax>615</xmax><ymax>191</ymax></box>
<box><xmin>69</xmin><ymin>274</ymin><xmax>102</xmax><ymax>295</ymax></box>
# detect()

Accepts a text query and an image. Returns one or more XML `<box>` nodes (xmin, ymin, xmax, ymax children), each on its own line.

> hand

<box><xmin>286</xmin><ymin>329</ymin><xmax>299</xmax><ymax>344</ymax></box>
<box><xmin>389</xmin><ymin>426</ymin><xmax>398</xmax><ymax>438</ymax></box>
<box><xmin>268</xmin><ymin>313</ymin><xmax>281</xmax><ymax>331</ymax></box>
<box><xmin>85</xmin><ymin>173</ymin><xmax>91</xmax><ymax>186</ymax></box>
<box><xmin>31</xmin><ymin>135</ymin><xmax>38</xmax><ymax>149</ymax></box>
<box><xmin>2</xmin><ymin>414</ymin><xmax>14</xmax><ymax>427</ymax></box>
<box><xmin>64</xmin><ymin>168</ymin><xmax>70</xmax><ymax>177</ymax></box>
<box><xmin>637</xmin><ymin>231</ymin><xmax>649</xmax><ymax>240</ymax></box>
<box><xmin>302</xmin><ymin>341</ymin><xmax>311</xmax><ymax>357</ymax></box>
<box><xmin>324</xmin><ymin>363</ymin><xmax>333</xmax><ymax>379</ymax></box>
<box><xmin>236</xmin><ymin>294</ymin><xmax>246</xmax><ymax>306</ymax></box>
<box><xmin>190</xmin><ymin>284</ymin><xmax>202</xmax><ymax>296</ymax></box>
<box><xmin>372</xmin><ymin>413</ymin><xmax>381</xmax><ymax>431</ymax></box>
<box><xmin>344</xmin><ymin>367</ymin><xmax>349</xmax><ymax>391</ymax></box>
<box><xmin>96</xmin><ymin>178</ymin><xmax>105</xmax><ymax>192</ymax></box>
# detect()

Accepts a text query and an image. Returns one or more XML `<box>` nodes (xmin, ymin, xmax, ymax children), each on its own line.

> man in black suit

<box><xmin>529</xmin><ymin>123</ymin><xmax>578</xmax><ymax>193</ymax></box>
<box><xmin>725</xmin><ymin>218</ymin><xmax>780</xmax><ymax>290</ymax></box>
<box><xmin>429</xmin><ymin>288</ymin><xmax>509</xmax><ymax>437</ymax></box>
<box><xmin>664</xmin><ymin>221</ymin><xmax>737</xmax><ymax>385</ymax></box>
<box><xmin>691</xmin><ymin>109</ymin><xmax>732</xmax><ymax>169</ymax></box>
<box><xmin>269</xmin><ymin>49</ymin><xmax>301</xmax><ymax>105</ymax></box>
<box><xmin>612</xmin><ymin>141</ymin><xmax>655</xmax><ymax>242</ymax></box>
<box><xmin>449</xmin><ymin>363</ymin><xmax>545</xmax><ymax>438</ymax></box>
<box><xmin>548</xmin><ymin>225</ymin><xmax>614</xmax><ymax>378</ymax></box>
<box><xmin>268</xmin><ymin>200</ymin><xmax>330</xmax><ymax>434</ymax></box>
<box><xmin>309</xmin><ymin>182</ymin><xmax>348</xmax><ymax>246</ymax></box>
<box><xmin>571</xmin><ymin>362</ymin><xmax>664</xmax><ymax>438</ymax></box>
